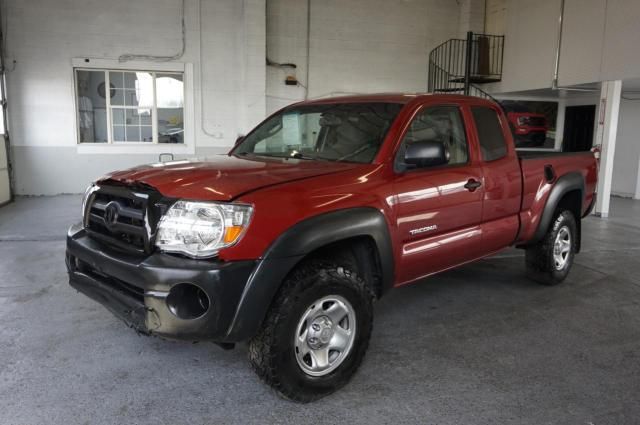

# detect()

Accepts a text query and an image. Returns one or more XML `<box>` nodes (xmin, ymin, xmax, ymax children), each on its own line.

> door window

<box><xmin>399</xmin><ymin>106</ymin><xmax>469</xmax><ymax>167</ymax></box>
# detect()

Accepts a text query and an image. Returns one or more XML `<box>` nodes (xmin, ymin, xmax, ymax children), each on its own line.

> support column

<box><xmin>635</xmin><ymin>157</ymin><xmax>640</xmax><ymax>200</ymax></box>
<box><xmin>554</xmin><ymin>99</ymin><xmax>566</xmax><ymax>151</ymax></box>
<box><xmin>594</xmin><ymin>80</ymin><xmax>622</xmax><ymax>218</ymax></box>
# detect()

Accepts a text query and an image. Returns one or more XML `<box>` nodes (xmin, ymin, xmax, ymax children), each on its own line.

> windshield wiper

<box><xmin>239</xmin><ymin>151</ymin><xmax>332</xmax><ymax>162</ymax></box>
<box><xmin>238</xmin><ymin>152</ymin><xmax>285</xmax><ymax>159</ymax></box>
<box><xmin>289</xmin><ymin>152</ymin><xmax>316</xmax><ymax>160</ymax></box>
<box><xmin>335</xmin><ymin>143</ymin><xmax>373</xmax><ymax>162</ymax></box>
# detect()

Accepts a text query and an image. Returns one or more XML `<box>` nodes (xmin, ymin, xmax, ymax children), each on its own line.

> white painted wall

<box><xmin>486</xmin><ymin>0</ymin><xmax>560</xmax><ymax>94</ymax></box>
<box><xmin>265</xmin><ymin>0</ymin><xmax>463</xmax><ymax>113</ymax></box>
<box><xmin>265</xmin><ymin>0</ymin><xmax>309</xmax><ymax>112</ymax></box>
<box><xmin>489</xmin><ymin>0</ymin><xmax>640</xmax><ymax>91</ymax></box>
<box><xmin>560</xmin><ymin>1</ymin><xmax>640</xmax><ymax>199</ymax></box>
<box><xmin>8</xmin><ymin>0</ymin><xmax>470</xmax><ymax>195</ymax></box>
<box><xmin>10</xmin><ymin>0</ymin><xmax>638</xmax><ymax>198</ymax></box>
<box><xmin>557</xmin><ymin>0</ymin><xmax>605</xmax><ymax>86</ymax></box>
<box><xmin>612</xmin><ymin>99</ymin><xmax>640</xmax><ymax>198</ymax></box>
<box><xmin>457</xmin><ymin>0</ymin><xmax>485</xmax><ymax>39</ymax></box>
<box><xmin>0</xmin><ymin>140</ymin><xmax>9</xmax><ymax>204</ymax></box>
<box><xmin>5</xmin><ymin>0</ymin><xmax>266</xmax><ymax>195</ymax></box>
<box><xmin>485</xmin><ymin>0</ymin><xmax>507</xmax><ymax>35</ymax></box>
<box><xmin>600</xmin><ymin>1</ymin><xmax>640</xmax><ymax>83</ymax></box>
<box><xmin>484</xmin><ymin>0</ymin><xmax>640</xmax><ymax>199</ymax></box>
<box><xmin>0</xmin><ymin>79</ymin><xmax>8</xmax><ymax>203</ymax></box>
<box><xmin>554</xmin><ymin>0</ymin><xmax>640</xmax><ymax>85</ymax></box>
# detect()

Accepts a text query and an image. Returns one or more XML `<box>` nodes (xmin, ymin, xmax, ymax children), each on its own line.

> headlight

<box><xmin>155</xmin><ymin>201</ymin><xmax>253</xmax><ymax>258</ymax></box>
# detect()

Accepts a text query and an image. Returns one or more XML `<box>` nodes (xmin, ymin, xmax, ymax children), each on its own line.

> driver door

<box><xmin>393</xmin><ymin>105</ymin><xmax>484</xmax><ymax>285</ymax></box>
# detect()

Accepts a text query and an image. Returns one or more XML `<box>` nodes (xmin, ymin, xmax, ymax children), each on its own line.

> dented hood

<box><xmin>101</xmin><ymin>154</ymin><xmax>361</xmax><ymax>201</ymax></box>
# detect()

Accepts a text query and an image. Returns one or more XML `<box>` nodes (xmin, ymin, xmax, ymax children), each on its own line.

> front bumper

<box><xmin>514</xmin><ymin>130</ymin><xmax>547</xmax><ymax>147</ymax></box>
<box><xmin>66</xmin><ymin>223</ymin><xmax>257</xmax><ymax>342</ymax></box>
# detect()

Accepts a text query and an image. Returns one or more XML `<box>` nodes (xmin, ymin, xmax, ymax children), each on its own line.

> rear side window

<box><xmin>471</xmin><ymin>107</ymin><xmax>507</xmax><ymax>161</ymax></box>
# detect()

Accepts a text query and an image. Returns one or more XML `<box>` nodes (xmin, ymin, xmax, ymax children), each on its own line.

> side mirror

<box><xmin>404</xmin><ymin>140</ymin><xmax>449</xmax><ymax>168</ymax></box>
<box><xmin>235</xmin><ymin>135</ymin><xmax>245</xmax><ymax>146</ymax></box>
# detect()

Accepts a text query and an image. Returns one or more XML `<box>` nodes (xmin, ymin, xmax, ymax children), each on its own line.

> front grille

<box><xmin>527</xmin><ymin>116</ymin><xmax>546</xmax><ymax>127</ymax></box>
<box><xmin>84</xmin><ymin>184</ymin><xmax>167</xmax><ymax>254</ymax></box>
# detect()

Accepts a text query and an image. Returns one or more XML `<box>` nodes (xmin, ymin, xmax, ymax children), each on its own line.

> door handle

<box><xmin>464</xmin><ymin>179</ymin><xmax>482</xmax><ymax>192</ymax></box>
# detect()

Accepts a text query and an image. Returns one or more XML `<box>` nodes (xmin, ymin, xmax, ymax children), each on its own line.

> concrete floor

<box><xmin>1</xmin><ymin>195</ymin><xmax>639</xmax><ymax>425</ymax></box>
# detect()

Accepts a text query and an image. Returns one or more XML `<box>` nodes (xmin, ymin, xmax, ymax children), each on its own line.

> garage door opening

<box><xmin>562</xmin><ymin>105</ymin><xmax>596</xmax><ymax>152</ymax></box>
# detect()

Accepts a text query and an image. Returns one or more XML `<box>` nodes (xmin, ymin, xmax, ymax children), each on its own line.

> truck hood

<box><xmin>101</xmin><ymin>154</ymin><xmax>362</xmax><ymax>201</ymax></box>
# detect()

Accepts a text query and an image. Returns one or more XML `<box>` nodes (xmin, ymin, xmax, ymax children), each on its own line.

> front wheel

<box><xmin>248</xmin><ymin>260</ymin><xmax>374</xmax><ymax>402</ymax></box>
<box><xmin>525</xmin><ymin>210</ymin><xmax>577</xmax><ymax>285</ymax></box>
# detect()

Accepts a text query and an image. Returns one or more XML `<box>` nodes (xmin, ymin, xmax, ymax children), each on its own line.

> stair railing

<box><xmin>428</xmin><ymin>32</ymin><xmax>504</xmax><ymax>98</ymax></box>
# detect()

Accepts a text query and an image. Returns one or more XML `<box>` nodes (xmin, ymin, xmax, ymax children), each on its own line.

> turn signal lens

<box><xmin>223</xmin><ymin>225</ymin><xmax>244</xmax><ymax>244</ymax></box>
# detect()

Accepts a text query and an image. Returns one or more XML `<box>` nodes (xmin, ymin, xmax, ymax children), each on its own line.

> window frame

<box><xmin>71</xmin><ymin>58</ymin><xmax>194</xmax><ymax>155</ymax></box>
<box><xmin>394</xmin><ymin>104</ymin><xmax>471</xmax><ymax>173</ymax></box>
<box><xmin>74</xmin><ymin>68</ymin><xmax>184</xmax><ymax>145</ymax></box>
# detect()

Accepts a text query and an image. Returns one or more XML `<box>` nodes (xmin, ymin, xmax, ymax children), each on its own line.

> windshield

<box><xmin>501</xmin><ymin>101</ymin><xmax>533</xmax><ymax>113</ymax></box>
<box><xmin>234</xmin><ymin>102</ymin><xmax>403</xmax><ymax>163</ymax></box>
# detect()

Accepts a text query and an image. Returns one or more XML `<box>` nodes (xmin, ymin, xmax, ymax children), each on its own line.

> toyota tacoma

<box><xmin>66</xmin><ymin>94</ymin><xmax>598</xmax><ymax>402</ymax></box>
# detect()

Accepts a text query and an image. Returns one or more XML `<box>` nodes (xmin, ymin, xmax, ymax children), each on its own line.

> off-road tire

<box><xmin>248</xmin><ymin>260</ymin><xmax>374</xmax><ymax>402</ymax></box>
<box><xmin>525</xmin><ymin>209</ymin><xmax>577</xmax><ymax>285</ymax></box>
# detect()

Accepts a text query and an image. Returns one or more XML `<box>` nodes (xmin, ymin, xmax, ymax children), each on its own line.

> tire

<box><xmin>525</xmin><ymin>209</ymin><xmax>577</xmax><ymax>285</ymax></box>
<box><xmin>248</xmin><ymin>260</ymin><xmax>374</xmax><ymax>402</ymax></box>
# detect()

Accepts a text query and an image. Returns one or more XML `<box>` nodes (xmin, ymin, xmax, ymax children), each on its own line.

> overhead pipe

<box><xmin>264</xmin><ymin>0</ymin><xmax>311</xmax><ymax>99</ymax></box>
<box><xmin>304</xmin><ymin>0</ymin><xmax>311</xmax><ymax>99</ymax></box>
<box><xmin>551</xmin><ymin>0</ymin><xmax>564</xmax><ymax>90</ymax></box>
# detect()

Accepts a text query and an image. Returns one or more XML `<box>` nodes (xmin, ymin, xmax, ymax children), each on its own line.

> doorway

<box><xmin>0</xmin><ymin>138</ymin><xmax>9</xmax><ymax>205</ymax></box>
<box><xmin>562</xmin><ymin>105</ymin><xmax>596</xmax><ymax>152</ymax></box>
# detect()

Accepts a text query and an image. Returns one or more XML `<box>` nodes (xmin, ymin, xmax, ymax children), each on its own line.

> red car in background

<box><xmin>503</xmin><ymin>103</ymin><xmax>548</xmax><ymax>147</ymax></box>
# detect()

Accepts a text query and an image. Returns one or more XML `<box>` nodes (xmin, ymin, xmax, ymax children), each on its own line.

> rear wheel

<box><xmin>525</xmin><ymin>210</ymin><xmax>577</xmax><ymax>285</ymax></box>
<box><xmin>248</xmin><ymin>260</ymin><xmax>374</xmax><ymax>402</ymax></box>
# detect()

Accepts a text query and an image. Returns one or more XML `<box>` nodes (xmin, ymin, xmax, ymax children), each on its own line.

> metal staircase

<box><xmin>428</xmin><ymin>31</ymin><xmax>504</xmax><ymax>102</ymax></box>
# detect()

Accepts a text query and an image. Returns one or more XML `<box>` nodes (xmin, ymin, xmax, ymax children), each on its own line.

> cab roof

<box><xmin>296</xmin><ymin>92</ymin><xmax>497</xmax><ymax>107</ymax></box>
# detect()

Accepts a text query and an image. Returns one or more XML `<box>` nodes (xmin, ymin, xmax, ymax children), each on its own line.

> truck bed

<box><xmin>516</xmin><ymin>150</ymin><xmax>598</xmax><ymax>244</ymax></box>
<box><xmin>516</xmin><ymin>150</ymin><xmax>595</xmax><ymax>159</ymax></box>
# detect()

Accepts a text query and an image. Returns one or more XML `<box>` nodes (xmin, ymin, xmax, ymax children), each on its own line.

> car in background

<box><xmin>158</xmin><ymin>127</ymin><xmax>184</xmax><ymax>144</ymax></box>
<box><xmin>502</xmin><ymin>102</ymin><xmax>548</xmax><ymax>147</ymax></box>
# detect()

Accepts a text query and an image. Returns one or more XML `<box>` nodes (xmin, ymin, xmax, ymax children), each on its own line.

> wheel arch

<box><xmin>224</xmin><ymin>207</ymin><xmax>394</xmax><ymax>342</ymax></box>
<box><xmin>529</xmin><ymin>172</ymin><xmax>585</xmax><ymax>250</ymax></box>
<box><xmin>303</xmin><ymin>235</ymin><xmax>385</xmax><ymax>298</ymax></box>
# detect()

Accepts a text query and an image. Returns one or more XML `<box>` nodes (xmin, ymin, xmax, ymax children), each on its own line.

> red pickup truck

<box><xmin>66</xmin><ymin>94</ymin><xmax>597</xmax><ymax>402</ymax></box>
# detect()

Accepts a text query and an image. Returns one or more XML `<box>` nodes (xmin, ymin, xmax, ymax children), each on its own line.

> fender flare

<box><xmin>530</xmin><ymin>171</ymin><xmax>585</xmax><ymax>245</ymax></box>
<box><xmin>224</xmin><ymin>207</ymin><xmax>394</xmax><ymax>342</ymax></box>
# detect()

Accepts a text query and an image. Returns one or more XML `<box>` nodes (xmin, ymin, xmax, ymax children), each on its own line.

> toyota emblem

<box><xmin>104</xmin><ymin>202</ymin><xmax>120</xmax><ymax>227</ymax></box>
